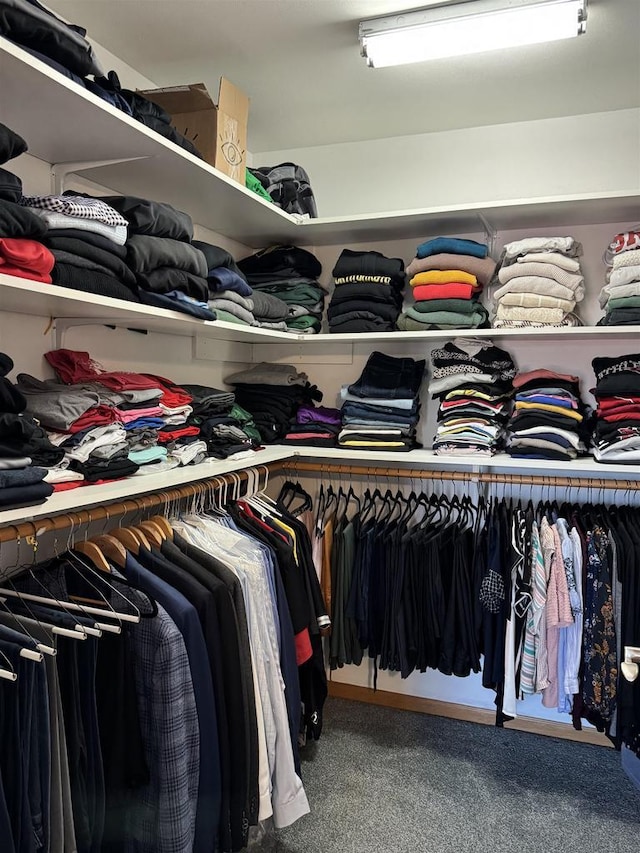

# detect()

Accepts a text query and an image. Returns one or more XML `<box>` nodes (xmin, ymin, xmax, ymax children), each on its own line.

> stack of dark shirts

<box><xmin>182</xmin><ymin>383</ymin><xmax>259</xmax><ymax>459</ymax></box>
<box><xmin>194</xmin><ymin>240</ymin><xmax>259</xmax><ymax>327</ymax></box>
<box><xmin>507</xmin><ymin>369</ymin><xmax>588</xmax><ymax>461</ymax></box>
<box><xmin>0</xmin><ymin>352</ymin><xmax>55</xmax><ymax>509</ymax></box>
<box><xmin>282</xmin><ymin>405</ymin><xmax>342</xmax><ymax>447</ymax></box>
<box><xmin>0</xmin><ymin>122</ymin><xmax>56</xmax><ymax>285</ymax></box>
<box><xmin>430</xmin><ymin>338</ymin><xmax>516</xmax><ymax>456</ymax></box>
<box><xmin>225</xmin><ymin>363</ymin><xmax>322</xmax><ymax>443</ymax></box>
<box><xmin>400</xmin><ymin>237</ymin><xmax>494</xmax><ymax>331</ymax></box>
<box><xmin>99</xmin><ymin>195</ymin><xmax>214</xmax><ymax>319</ymax></box>
<box><xmin>598</xmin><ymin>229</ymin><xmax>640</xmax><ymax>325</ymax></box>
<box><xmin>328</xmin><ymin>249</ymin><xmax>405</xmax><ymax>333</ymax></box>
<box><xmin>592</xmin><ymin>353</ymin><xmax>640</xmax><ymax>463</ymax></box>
<box><xmin>238</xmin><ymin>246</ymin><xmax>326</xmax><ymax>334</ymax></box>
<box><xmin>18</xmin><ymin>192</ymin><xmax>141</xmax><ymax>302</ymax></box>
<box><xmin>339</xmin><ymin>351</ymin><xmax>425</xmax><ymax>451</ymax></box>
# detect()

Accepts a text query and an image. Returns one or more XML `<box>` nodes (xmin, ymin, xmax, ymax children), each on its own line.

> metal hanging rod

<box><xmin>277</xmin><ymin>460</ymin><xmax>640</xmax><ymax>492</ymax></box>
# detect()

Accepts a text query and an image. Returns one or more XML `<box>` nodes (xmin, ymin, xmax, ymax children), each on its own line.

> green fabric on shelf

<box><xmin>215</xmin><ymin>309</ymin><xmax>251</xmax><ymax>326</ymax></box>
<box><xmin>245</xmin><ymin>169</ymin><xmax>273</xmax><ymax>202</ymax></box>
<box><xmin>606</xmin><ymin>295</ymin><xmax>640</xmax><ymax>311</ymax></box>
<box><xmin>411</xmin><ymin>298</ymin><xmax>480</xmax><ymax>315</ymax></box>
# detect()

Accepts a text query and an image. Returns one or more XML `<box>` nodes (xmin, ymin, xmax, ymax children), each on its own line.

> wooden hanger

<box><xmin>110</xmin><ymin>527</ymin><xmax>144</xmax><ymax>554</ymax></box>
<box><xmin>136</xmin><ymin>521</ymin><xmax>163</xmax><ymax>547</ymax></box>
<box><xmin>89</xmin><ymin>534</ymin><xmax>128</xmax><ymax>569</ymax></box>
<box><xmin>149</xmin><ymin>515</ymin><xmax>173</xmax><ymax>539</ymax></box>
<box><xmin>74</xmin><ymin>540</ymin><xmax>111</xmax><ymax>573</ymax></box>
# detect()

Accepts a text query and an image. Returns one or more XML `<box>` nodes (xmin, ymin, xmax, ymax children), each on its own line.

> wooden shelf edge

<box><xmin>327</xmin><ymin>681</ymin><xmax>612</xmax><ymax>748</ymax></box>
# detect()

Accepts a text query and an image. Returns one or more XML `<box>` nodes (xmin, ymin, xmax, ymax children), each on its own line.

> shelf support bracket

<box><xmin>477</xmin><ymin>213</ymin><xmax>498</xmax><ymax>258</ymax></box>
<box><xmin>50</xmin><ymin>156</ymin><xmax>149</xmax><ymax>195</ymax></box>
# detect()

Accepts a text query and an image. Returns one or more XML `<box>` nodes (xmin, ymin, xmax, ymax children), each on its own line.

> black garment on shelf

<box><xmin>0</xmin><ymin>412</ymin><xmax>64</xmax><ymax>465</ymax></box>
<box><xmin>0</xmin><ymin>0</ymin><xmax>104</xmax><ymax>77</ymax></box>
<box><xmin>0</xmin><ymin>199</ymin><xmax>47</xmax><ymax>238</ymax></box>
<box><xmin>329</xmin><ymin>316</ymin><xmax>395</xmax><ymax>333</ymax></box>
<box><xmin>0</xmin><ymin>121</ymin><xmax>27</xmax><ymax>165</ymax></box>
<box><xmin>238</xmin><ymin>245</ymin><xmax>322</xmax><ymax>280</ymax></box>
<box><xmin>127</xmin><ymin>235</ymin><xmax>207</xmax><ymax>277</ymax></box>
<box><xmin>332</xmin><ymin>248</ymin><xmax>405</xmax><ymax>288</ymax></box>
<box><xmin>136</xmin><ymin>267</ymin><xmax>209</xmax><ymax>302</ymax></box>
<box><xmin>192</xmin><ymin>241</ymin><xmax>248</xmax><ymax>283</ymax></box>
<box><xmin>68</xmin><ymin>456</ymin><xmax>139</xmax><ymax>482</ymax></box>
<box><xmin>327</xmin><ymin>300</ymin><xmax>400</xmax><ymax>323</ymax></box>
<box><xmin>43</xmin><ymin>236</ymin><xmax>136</xmax><ymax>284</ymax></box>
<box><xmin>0</xmin><ymin>168</ymin><xmax>22</xmax><ymax>202</ymax></box>
<box><xmin>44</xmin><ymin>229</ymin><xmax>128</xmax><ymax>259</ymax></box>
<box><xmin>51</xmin><ymin>263</ymin><xmax>140</xmax><ymax>303</ymax></box>
<box><xmin>97</xmin><ymin>195</ymin><xmax>194</xmax><ymax>242</ymax></box>
<box><xmin>329</xmin><ymin>280</ymin><xmax>404</xmax><ymax>307</ymax></box>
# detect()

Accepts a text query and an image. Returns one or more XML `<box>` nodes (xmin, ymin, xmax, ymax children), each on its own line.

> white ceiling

<box><xmin>50</xmin><ymin>0</ymin><xmax>640</xmax><ymax>152</ymax></box>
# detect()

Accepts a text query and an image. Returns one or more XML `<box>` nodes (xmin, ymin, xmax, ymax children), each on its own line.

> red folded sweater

<box><xmin>0</xmin><ymin>237</ymin><xmax>54</xmax><ymax>283</ymax></box>
<box><xmin>412</xmin><ymin>283</ymin><xmax>477</xmax><ymax>301</ymax></box>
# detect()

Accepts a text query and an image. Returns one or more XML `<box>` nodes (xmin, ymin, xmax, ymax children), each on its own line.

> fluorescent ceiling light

<box><xmin>359</xmin><ymin>0</ymin><xmax>587</xmax><ymax>68</ymax></box>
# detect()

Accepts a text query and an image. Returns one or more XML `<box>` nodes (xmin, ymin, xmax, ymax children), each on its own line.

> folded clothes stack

<box><xmin>282</xmin><ymin>405</ymin><xmax>342</xmax><ymax>447</ymax></box>
<box><xmin>19</xmin><ymin>192</ymin><xmax>140</xmax><ymax>302</ymax></box>
<box><xmin>96</xmin><ymin>194</ymin><xmax>215</xmax><ymax>319</ymax></box>
<box><xmin>506</xmin><ymin>369</ymin><xmax>589</xmax><ymax>461</ymax></box>
<box><xmin>327</xmin><ymin>249</ymin><xmax>405</xmax><ymax>333</ymax></box>
<box><xmin>0</xmin><ymin>122</ymin><xmax>55</xmax><ymax>284</ymax></box>
<box><xmin>598</xmin><ymin>229</ymin><xmax>640</xmax><ymax>326</ymax></box>
<box><xmin>430</xmin><ymin>338</ymin><xmax>516</xmax><ymax>456</ymax></box>
<box><xmin>492</xmin><ymin>236</ymin><xmax>584</xmax><ymax>328</ymax></box>
<box><xmin>225</xmin><ymin>362</ymin><xmax>323</xmax><ymax>443</ymax></box>
<box><xmin>0</xmin><ymin>353</ymin><xmax>55</xmax><ymax>509</ymax></box>
<box><xmin>591</xmin><ymin>353</ymin><xmax>640</xmax><ymax>464</ymax></box>
<box><xmin>181</xmin><ymin>383</ymin><xmax>259</xmax><ymax>459</ymax></box>
<box><xmin>238</xmin><ymin>245</ymin><xmax>326</xmax><ymax>334</ymax></box>
<box><xmin>192</xmin><ymin>240</ymin><xmax>257</xmax><ymax>326</ymax></box>
<box><xmin>339</xmin><ymin>351</ymin><xmax>425</xmax><ymax>451</ymax></box>
<box><xmin>399</xmin><ymin>237</ymin><xmax>493</xmax><ymax>331</ymax></box>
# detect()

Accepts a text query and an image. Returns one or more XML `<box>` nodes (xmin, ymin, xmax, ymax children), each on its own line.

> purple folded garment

<box><xmin>296</xmin><ymin>405</ymin><xmax>342</xmax><ymax>426</ymax></box>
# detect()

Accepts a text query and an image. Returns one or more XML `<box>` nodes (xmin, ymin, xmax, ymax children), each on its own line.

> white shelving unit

<box><xmin>2</xmin><ymin>32</ymin><xmax>640</xmax><ymax>537</ymax></box>
<box><xmin>5</xmin><ymin>274</ymin><xmax>640</xmax><ymax>349</ymax></box>
<box><xmin>2</xmin><ymin>37</ymin><xmax>638</xmax><ymax>248</ymax></box>
<box><xmin>0</xmin><ymin>446</ymin><xmax>295</xmax><ymax>527</ymax></box>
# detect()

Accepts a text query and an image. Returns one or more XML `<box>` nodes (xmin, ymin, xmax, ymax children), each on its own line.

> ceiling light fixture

<box><xmin>359</xmin><ymin>0</ymin><xmax>588</xmax><ymax>68</ymax></box>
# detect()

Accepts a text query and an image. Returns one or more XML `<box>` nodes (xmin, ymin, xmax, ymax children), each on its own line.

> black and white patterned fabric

<box><xmin>21</xmin><ymin>194</ymin><xmax>128</xmax><ymax>227</ymax></box>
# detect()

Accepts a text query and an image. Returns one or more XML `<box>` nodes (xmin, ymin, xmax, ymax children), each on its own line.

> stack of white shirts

<box><xmin>598</xmin><ymin>229</ymin><xmax>640</xmax><ymax>325</ymax></box>
<box><xmin>492</xmin><ymin>236</ymin><xmax>584</xmax><ymax>328</ymax></box>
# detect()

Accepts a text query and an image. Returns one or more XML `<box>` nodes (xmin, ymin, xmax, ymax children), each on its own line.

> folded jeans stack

<box><xmin>328</xmin><ymin>249</ymin><xmax>405</xmax><ymax>333</ymax></box>
<box><xmin>591</xmin><ymin>353</ymin><xmax>640</xmax><ymax>463</ymax></box>
<box><xmin>20</xmin><ymin>192</ymin><xmax>140</xmax><ymax>303</ymax></box>
<box><xmin>492</xmin><ymin>236</ymin><xmax>585</xmax><ymax>328</ymax></box>
<box><xmin>429</xmin><ymin>338</ymin><xmax>516</xmax><ymax>456</ymax></box>
<box><xmin>225</xmin><ymin>363</ymin><xmax>323</xmax><ymax>443</ymax></box>
<box><xmin>399</xmin><ymin>237</ymin><xmax>493</xmax><ymax>331</ymax></box>
<box><xmin>0</xmin><ymin>352</ymin><xmax>54</xmax><ymax>508</ymax></box>
<box><xmin>598</xmin><ymin>230</ymin><xmax>640</xmax><ymax>326</ymax></box>
<box><xmin>339</xmin><ymin>351</ymin><xmax>425</xmax><ymax>451</ymax></box>
<box><xmin>238</xmin><ymin>246</ymin><xmax>326</xmax><ymax>334</ymax></box>
<box><xmin>507</xmin><ymin>369</ymin><xmax>589</xmax><ymax>461</ymax></box>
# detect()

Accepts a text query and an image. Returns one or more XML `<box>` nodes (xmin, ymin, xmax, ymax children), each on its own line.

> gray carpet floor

<box><xmin>259</xmin><ymin>697</ymin><xmax>640</xmax><ymax>853</ymax></box>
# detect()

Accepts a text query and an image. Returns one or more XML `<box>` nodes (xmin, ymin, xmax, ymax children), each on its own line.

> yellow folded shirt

<box><xmin>514</xmin><ymin>401</ymin><xmax>583</xmax><ymax>421</ymax></box>
<box><xmin>340</xmin><ymin>440</ymin><xmax>405</xmax><ymax>447</ymax></box>
<box><xmin>410</xmin><ymin>269</ymin><xmax>478</xmax><ymax>286</ymax></box>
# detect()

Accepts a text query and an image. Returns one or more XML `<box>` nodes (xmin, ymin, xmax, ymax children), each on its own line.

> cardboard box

<box><xmin>140</xmin><ymin>79</ymin><xmax>249</xmax><ymax>184</ymax></box>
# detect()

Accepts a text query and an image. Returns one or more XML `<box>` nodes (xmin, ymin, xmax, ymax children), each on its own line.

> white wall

<box><xmin>253</xmin><ymin>109</ymin><xmax>640</xmax><ymax>217</ymax></box>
